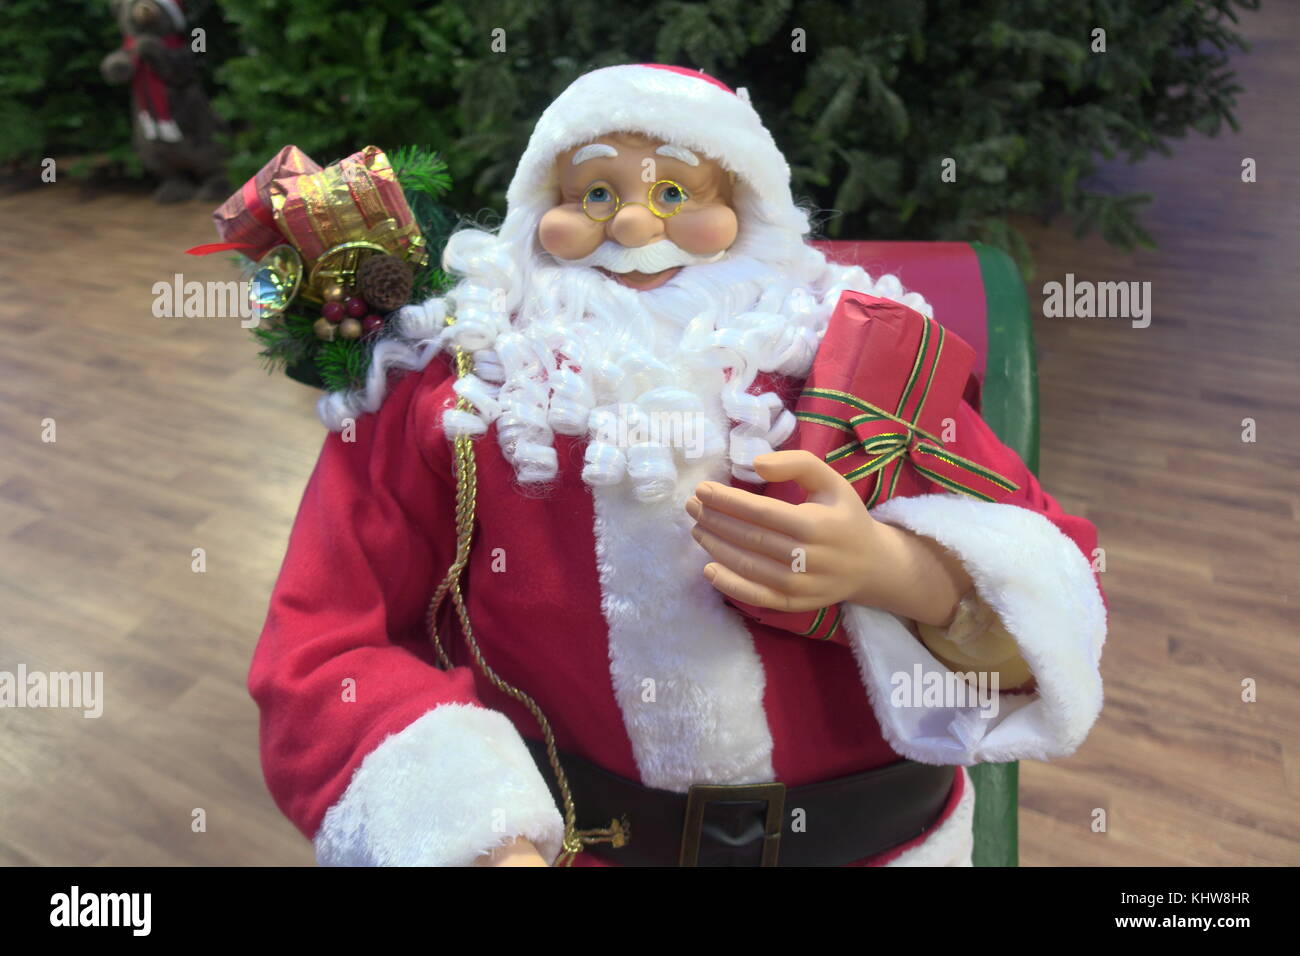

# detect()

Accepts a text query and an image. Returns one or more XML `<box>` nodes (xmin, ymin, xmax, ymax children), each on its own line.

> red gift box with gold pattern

<box><xmin>727</xmin><ymin>291</ymin><xmax>1020</xmax><ymax>644</ymax></box>
<box><xmin>193</xmin><ymin>145</ymin><xmax>427</xmax><ymax>275</ymax></box>
<box><xmin>268</xmin><ymin>145</ymin><xmax>426</xmax><ymax>268</ymax></box>
<box><xmin>209</xmin><ymin>145</ymin><xmax>321</xmax><ymax>261</ymax></box>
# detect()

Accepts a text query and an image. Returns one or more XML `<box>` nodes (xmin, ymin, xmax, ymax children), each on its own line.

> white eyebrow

<box><xmin>655</xmin><ymin>145</ymin><xmax>699</xmax><ymax>166</ymax></box>
<box><xmin>572</xmin><ymin>144</ymin><xmax>618</xmax><ymax>165</ymax></box>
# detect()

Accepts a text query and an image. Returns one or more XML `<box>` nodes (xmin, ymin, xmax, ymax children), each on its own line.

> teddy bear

<box><xmin>100</xmin><ymin>0</ymin><xmax>227</xmax><ymax>202</ymax></box>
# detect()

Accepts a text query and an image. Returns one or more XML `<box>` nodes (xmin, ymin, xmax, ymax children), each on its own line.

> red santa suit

<box><xmin>248</xmin><ymin>65</ymin><xmax>1107</xmax><ymax>867</ymax></box>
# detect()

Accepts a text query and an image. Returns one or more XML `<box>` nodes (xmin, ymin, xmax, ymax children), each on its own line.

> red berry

<box><xmin>345</xmin><ymin>296</ymin><xmax>368</xmax><ymax>318</ymax></box>
<box><xmin>362</xmin><ymin>315</ymin><xmax>384</xmax><ymax>336</ymax></box>
<box><xmin>321</xmin><ymin>301</ymin><xmax>345</xmax><ymax>323</ymax></box>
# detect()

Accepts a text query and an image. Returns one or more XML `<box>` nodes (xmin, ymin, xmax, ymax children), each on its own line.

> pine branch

<box><xmin>390</xmin><ymin>145</ymin><xmax>452</xmax><ymax>200</ymax></box>
<box><xmin>314</xmin><ymin>338</ymin><xmax>371</xmax><ymax>393</ymax></box>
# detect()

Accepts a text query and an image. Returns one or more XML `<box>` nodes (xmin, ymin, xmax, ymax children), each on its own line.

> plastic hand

<box><xmin>917</xmin><ymin>595</ymin><xmax>1035</xmax><ymax>691</ymax></box>
<box><xmin>686</xmin><ymin>450</ymin><xmax>971</xmax><ymax>626</ymax></box>
<box><xmin>472</xmin><ymin>836</ymin><xmax>550</xmax><ymax>867</ymax></box>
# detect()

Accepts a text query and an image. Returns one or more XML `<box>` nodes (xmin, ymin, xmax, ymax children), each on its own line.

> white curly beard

<box><xmin>494</xmin><ymin>252</ymin><xmax>807</xmax><ymax>497</ymax></box>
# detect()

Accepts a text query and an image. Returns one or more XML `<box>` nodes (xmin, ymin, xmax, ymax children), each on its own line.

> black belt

<box><xmin>525</xmin><ymin>739</ymin><xmax>955</xmax><ymax>867</ymax></box>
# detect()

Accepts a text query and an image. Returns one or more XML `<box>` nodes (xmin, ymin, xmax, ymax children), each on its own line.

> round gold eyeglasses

<box><xmin>581</xmin><ymin>180</ymin><xmax>691</xmax><ymax>222</ymax></box>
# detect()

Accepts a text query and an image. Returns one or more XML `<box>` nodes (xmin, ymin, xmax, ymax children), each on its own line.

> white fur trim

<box><xmin>842</xmin><ymin>495</ymin><xmax>1106</xmax><ymax>764</ymax></box>
<box><xmin>136</xmin><ymin>111</ymin><xmax>158</xmax><ymax>141</ymax></box>
<box><xmin>884</xmin><ymin>767</ymin><xmax>975</xmax><ymax>867</ymax></box>
<box><xmin>155</xmin><ymin>118</ymin><xmax>183</xmax><ymax>144</ymax></box>
<box><xmin>591</xmin><ymin>449</ymin><xmax>775</xmax><ymax>791</ymax></box>
<box><xmin>506</xmin><ymin>65</ymin><xmax>801</xmax><ymax>232</ymax></box>
<box><xmin>314</xmin><ymin>704</ymin><xmax>565</xmax><ymax>866</ymax></box>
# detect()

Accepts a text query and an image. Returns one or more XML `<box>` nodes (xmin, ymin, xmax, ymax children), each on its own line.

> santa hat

<box><xmin>505</xmin><ymin>64</ymin><xmax>802</xmax><ymax>230</ymax></box>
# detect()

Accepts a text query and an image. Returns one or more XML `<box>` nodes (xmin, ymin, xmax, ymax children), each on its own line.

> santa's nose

<box><xmin>608</xmin><ymin>204</ymin><xmax>665</xmax><ymax>248</ymax></box>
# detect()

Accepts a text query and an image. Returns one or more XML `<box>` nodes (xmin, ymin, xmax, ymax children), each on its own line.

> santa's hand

<box><xmin>687</xmin><ymin>450</ymin><xmax>885</xmax><ymax>612</ymax></box>
<box><xmin>687</xmin><ymin>450</ymin><xmax>971</xmax><ymax>626</ymax></box>
<box><xmin>473</xmin><ymin>836</ymin><xmax>550</xmax><ymax>867</ymax></box>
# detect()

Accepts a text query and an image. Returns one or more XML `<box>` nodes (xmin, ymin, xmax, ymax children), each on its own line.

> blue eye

<box><xmin>582</xmin><ymin>182</ymin><xmax>621</xmax><ymax>221</ymax></box>
<box><xmin>649</xmin><ymin>181</ymin><xmax>690</xmax><ymax>217</ymax></box>
<box><xmin>650</xmin><ymin>182</ymin><xmax>689</xmax><ymax>215</ymax></box>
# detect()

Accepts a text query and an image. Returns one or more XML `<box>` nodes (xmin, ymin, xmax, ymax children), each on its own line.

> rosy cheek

<box><xmin>538</xmin><ymin>207</ymin><xmax>604</xmax><ymax>260</ymax></box>
<box><xmin>668</xmin><ymin>205</ymin><xmax>738</xmax><ymax>255</ymax></box>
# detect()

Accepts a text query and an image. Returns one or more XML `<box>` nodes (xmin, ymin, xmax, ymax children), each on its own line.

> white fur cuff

<box><xmin>314</xmin><ymin>704</ymin><xmax>565</xmax><ymax>866</ymax></box>
<box><xmin>842</xmin><ymin>494</ymin><xmax>1107</xmax><ymax>765</ymax></box>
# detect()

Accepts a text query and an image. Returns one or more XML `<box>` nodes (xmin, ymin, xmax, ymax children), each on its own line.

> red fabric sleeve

<box><xmin>248</xmin><ymin>358</ymin><xmax>481</xmax><ymax>839</ymax></box>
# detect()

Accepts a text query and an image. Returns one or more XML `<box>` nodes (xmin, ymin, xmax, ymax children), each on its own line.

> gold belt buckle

<box><xmin>678</xmin><ymin>781</ymin><xmax>787</xmax><ymax>867</ymax></box>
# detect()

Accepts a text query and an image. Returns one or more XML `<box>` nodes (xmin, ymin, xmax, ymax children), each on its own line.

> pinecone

<box><xmin>356</xmin><ymin>254</ymin><xmax>415</xmax><ymax>313</ymax></box>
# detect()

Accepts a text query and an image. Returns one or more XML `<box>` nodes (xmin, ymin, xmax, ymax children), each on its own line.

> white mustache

<box><xmin>562</xmin><ymin>239</ymin><xmax>726</xmax><ymax>275</ymax></box>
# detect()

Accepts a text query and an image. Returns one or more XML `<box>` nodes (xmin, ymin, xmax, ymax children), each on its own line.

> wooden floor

<box><xmin>1011</xmin><ymin>3</ymin><xmax>1300</xmax><ymax>865</ymax></box>
<box><xmin>1</xmin><ymin>8</ymin><xmax>1297</xmax><ymax>867</ymax></box>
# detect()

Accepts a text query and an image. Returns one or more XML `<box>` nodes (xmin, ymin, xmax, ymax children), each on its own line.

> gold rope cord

<box><xmin>426</xmin><ymin>324</ymin><xmax>627</xmax><ymax>866</ymax></box>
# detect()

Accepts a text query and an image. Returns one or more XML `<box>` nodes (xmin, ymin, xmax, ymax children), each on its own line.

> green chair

<box><xmin>815</xmin><ymin>239</ymin><xmax>1037</xmax><ymax>867</ymax></box>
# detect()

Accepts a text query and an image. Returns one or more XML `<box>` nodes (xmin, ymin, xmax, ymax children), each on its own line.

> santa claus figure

<box><xmin>250</xmin><ymin>64</ymin><xmax>1107</xmax><ymax>867</ymax></box>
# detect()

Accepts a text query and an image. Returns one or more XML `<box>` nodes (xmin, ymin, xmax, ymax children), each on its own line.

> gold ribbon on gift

<box><xmin>801</xmin><ymin>387</ymin><xmax>1020</xmax><ymax>506</ymax></box>
<box><xmin>269</xmin><ymin>145</ymin><xmax>428</xmax><ymax>277</ymax></box>
<box><xmin>795</xmin><ymin>318</ymin><xmax>1020</xmax><ymax>507</ymax></box>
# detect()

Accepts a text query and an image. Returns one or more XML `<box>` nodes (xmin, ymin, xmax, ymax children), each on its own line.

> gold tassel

<box><xmin>426</xmin><ymin>316</ymin><xmax>629</xmax><ymax>867</ymax></box>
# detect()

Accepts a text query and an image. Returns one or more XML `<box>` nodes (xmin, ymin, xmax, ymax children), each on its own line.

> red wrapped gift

<box><xmin>205</xmin><ymin>145</ymin><xmax>322</xmax><ymax>260</ymax></box>
<box><xmin>268</xmin><ymin>145</ymin><xmax>427</xmax><ymax>268</ymax></box>
<box><xmin>727</xmin><ymin>291</ymin><xmax>1020</xmax><ymax>644</ymax></box>
<box><xmin>187</xmin><ymin>145</ymin><xmax>428</xmax><ymax>276</ymax></box>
